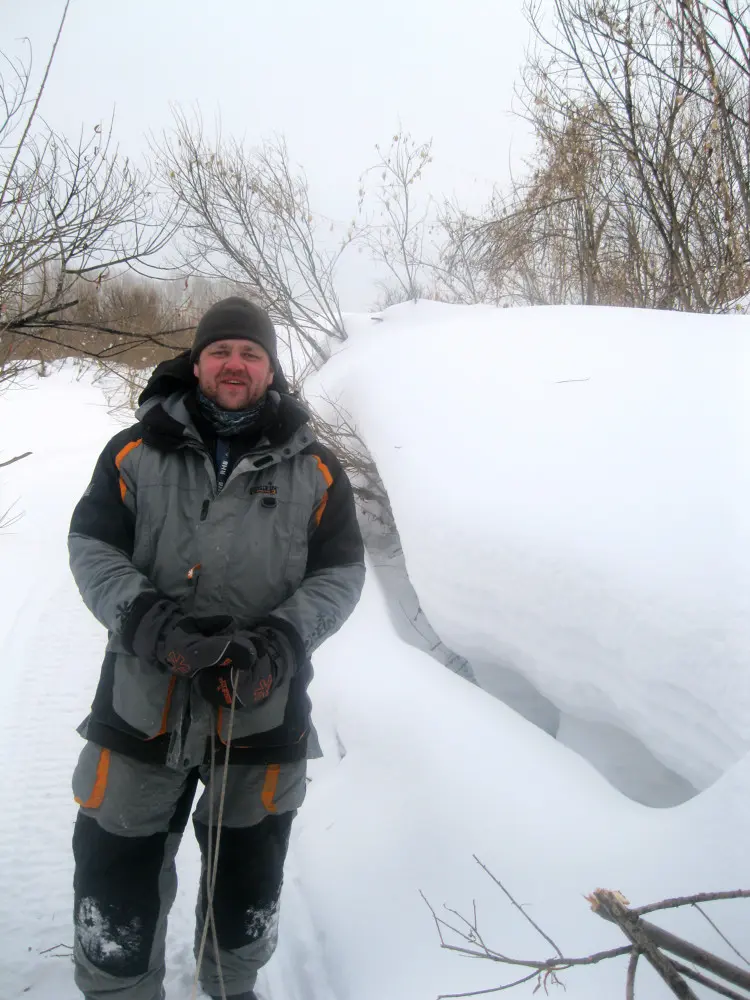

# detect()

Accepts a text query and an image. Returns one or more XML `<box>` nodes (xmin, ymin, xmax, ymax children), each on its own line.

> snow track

<box><xmin>0</xmin><ymin>571</ymin><xmax>97</xmax><ymax>998</ymax></box>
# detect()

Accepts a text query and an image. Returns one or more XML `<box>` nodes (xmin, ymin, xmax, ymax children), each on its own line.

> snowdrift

<box><xmin>308</xmin><ymin>301</ymin><xmax>750</xmax><ymax>793</ymax></box>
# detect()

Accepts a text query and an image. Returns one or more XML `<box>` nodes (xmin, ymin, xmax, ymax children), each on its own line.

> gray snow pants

<box><xmin>71</xmin><ymin>742</ymin><xmax>306</xmax><ymax>1000</ymax></box>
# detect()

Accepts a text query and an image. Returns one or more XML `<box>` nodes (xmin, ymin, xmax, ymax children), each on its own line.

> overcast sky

<box><xmin>3</xmin><ymin>0</ymin><xmax>535</xmax><ymax>308</ymax></box>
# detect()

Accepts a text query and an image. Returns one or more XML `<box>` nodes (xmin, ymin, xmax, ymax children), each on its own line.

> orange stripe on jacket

<box><xmin>115</xmin><ymin>438</ymin><xmax>142</xmax><ymax>501</ymax></box>
<box><xmin>74</xmin><ymin>748</ymin><xmax>111</xmax><ymax>809</ymax></box>
<box><xmin>145</xmin><ymin>676</ymin><xmax>176</xmax><ymax>741</ymax></box>
<box><xmin>312</xmin><ymin>454</ymin><xmax>334</xmax><ymax>527</ymax></box>
<box><xmin>261</xmin><ymin>764</ymin><xmax>281</xmax><ymax>813</ymax></box>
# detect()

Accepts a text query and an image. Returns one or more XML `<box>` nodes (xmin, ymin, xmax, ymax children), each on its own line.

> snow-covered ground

<box><xmin>1</xmin><ymin>301</ymin><xmax>749</xmax><ymax>1000</ymax></box>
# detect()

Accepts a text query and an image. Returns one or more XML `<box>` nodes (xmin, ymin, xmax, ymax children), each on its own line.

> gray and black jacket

<box><xmin>69</xmin><ymin>354</ymin><xmax>365</xmax><ymax>766</ymax></box>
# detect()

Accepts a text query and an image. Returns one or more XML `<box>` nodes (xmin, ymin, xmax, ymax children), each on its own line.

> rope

<box><xmin>206</xmin><ymin>732</ymin><xmax>227</xmax><ymax>1000</ymax></box>
<box><xmin>191</xmin><ymin>669</ymin><xmax>239</xmax><ymax>1000</ymax></box>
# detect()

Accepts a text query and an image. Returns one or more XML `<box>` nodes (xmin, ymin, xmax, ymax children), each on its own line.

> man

<box><xmin>68</xmin><ymin>297</ymin><xmax>365</xmax><ymax>1000</ymax></box>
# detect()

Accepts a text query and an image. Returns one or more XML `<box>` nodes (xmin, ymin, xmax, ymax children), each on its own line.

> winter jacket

<box><xmin>68</xmin><ymin>354</ymin><xmax>365</xmax><ymax>767</ymax></box>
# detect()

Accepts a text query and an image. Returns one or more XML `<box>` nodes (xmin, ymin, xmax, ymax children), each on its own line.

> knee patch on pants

<box><xmin>73</xmin><ymin>813</ymin><xmax>166</xmax><ymax>977</ymax></box>
<box><xmin>194</xmin><ymin>811</ymin><xmax>294</xmax><ymax>952</ymax></box>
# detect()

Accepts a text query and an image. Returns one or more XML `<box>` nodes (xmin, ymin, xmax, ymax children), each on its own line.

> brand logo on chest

<box><xmin>247</xmin><ymin>483</ymin><xmax>277</xmax><ymax>497</ymax></box>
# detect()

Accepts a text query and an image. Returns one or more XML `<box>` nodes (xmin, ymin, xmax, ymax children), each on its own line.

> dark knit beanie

<box><xmin>190</xmin><ymin>297</ymin><xmax>277</xmax><ymax>365</ymax></box>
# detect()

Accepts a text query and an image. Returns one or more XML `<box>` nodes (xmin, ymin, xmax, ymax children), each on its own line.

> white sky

<box><xmin>3</xmin><ymin>0</ymin><xmax>535</xmax><ymax>308</ymax></box>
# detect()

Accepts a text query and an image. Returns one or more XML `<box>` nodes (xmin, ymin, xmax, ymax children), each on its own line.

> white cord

<box><xmin>191</xmin><ymin>669</ymin><xmax>239</xmax><ymax>1000</ymax></box>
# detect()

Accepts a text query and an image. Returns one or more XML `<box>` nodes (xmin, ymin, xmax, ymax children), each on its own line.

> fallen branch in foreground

<box><xmin>423</xmin><ymin>857</ymin><xmax>750</xmax><ymax>999</ymax></box>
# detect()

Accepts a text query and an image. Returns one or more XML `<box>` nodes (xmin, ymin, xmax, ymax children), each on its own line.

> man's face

<box><xmin>193</xmin><ymin>339</ymin><xmax>275</xmax><ymax>411</ymax></box>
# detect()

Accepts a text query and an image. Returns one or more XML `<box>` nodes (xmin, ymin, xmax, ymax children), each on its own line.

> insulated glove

<box><xmin>158</xmin><ymin>613</ymin><xmax>238</xmax><ymax>677</ymax></box>
<box><xmin>197</xmin><ymin>624</ymin><xmax>291</xmax><ymax>709</ymax></box>
<box><xmin>124</xmin><ymin>594</ymin><xmax>235</xmax><ymax>677</ymax></box>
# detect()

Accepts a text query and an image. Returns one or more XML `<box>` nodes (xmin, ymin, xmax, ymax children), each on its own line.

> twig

<box><xmin>1</xmin><ymin>300</ymin><xmax>79</xmax><ymax>328</ymax></box>
<box><xmin>434</xmin><ymin>938</ymin><xmax>631</xmax><ymax>969</ymax></box>
<box><xmin>0</xmin><ymin>500</ymin><xmax>23</xmax><ymax>531</ymax></box>
<box><xmin>421</xmin><ymin>888</ymin><xmax>630</xmax><ymax>969</ymax></box>
<box><xmin>473</xmin><ymin>856</ymin><xmax>564</xmax><ymax>959</ymax></box>
<box><xmin>437</xmin><ymin>970</ymin><xmax>541</xmax><ymax>998</ymax></box>
<box><xmin>0</xmin><ymin>452</ymin><xmax>31</xmax><ymax>468</ymax></box>
<box><xmin>626</xmin><ymin>949</ymin><xmax>639</xmax><ymax>1000</ymax></box>
<box><xmin>634</xmin><ymin>891</ymin><xmax>750</xmax><ymax>917</ymax></box>
<box><xmin>39</xmin><ymin>942</ymin><xmax>72</xmax><ymax>955</ymax></box>
<box><xmin>442</xmin><ymin>903</ymin><xmax>510</xmax><ymax>962</ymax></box>
<box><xmin>0</xmin><ymin>0</ymin><xmax>71</xmax><ymax>210</ymax></box>
<box><xmin>693</xmin><ymin>904</ymin><xmax>750</xmax><ymax>969</ymax></box>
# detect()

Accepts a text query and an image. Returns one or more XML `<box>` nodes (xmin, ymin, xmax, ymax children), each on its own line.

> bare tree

<box><xmin>0</xmin><ymin>10</ymin><xmax>176</xmax><ymax>376</ymax></box>
<box><xmin>433</xmin><ymin>198</ymin><xmax>503</xmax><ymax>306</ymax></box>
<box><xmin>470</xmin><ymin>104</ymin><xmax>666</xmax><ymax>308</ymax></box>
<box><xmin>462</xmin><ymin>0</ymin><xmax>750</xmax><ymax>311</ymax></box>
<box><xmin>358</xmin><ymin>132</ymin><xmax>435</xmax><ymax>304</ymax></box>
<box><xmin>633</xmin><ymin>0</ymin><xmax>750</xmax><ymax>309</ymax></box>
<box><xmin>504</xmin><ymin>0</ymin><xmax>750</xmax><ymax>311</ymax></box>
<box><xmin>611</xmin><ymin>1</ymin><xmax>750</xmax><ymax>279</ymax></box>
<box><xmin>159</xmin><ymin>112</ymin><xmax>353</xmax><ymax>367</ymax></box>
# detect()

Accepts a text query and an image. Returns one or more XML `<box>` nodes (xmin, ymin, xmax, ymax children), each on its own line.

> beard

<box><xmin>201</xmin><ymin>376</ymin><xmax>265</xmax><ymax>410</ymax></box>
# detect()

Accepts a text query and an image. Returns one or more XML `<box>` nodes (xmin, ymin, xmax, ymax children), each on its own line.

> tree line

<box><xmin>3</xmin><ymin>0</ymin><xmax>748</xmax><ymax>390</ymax></box>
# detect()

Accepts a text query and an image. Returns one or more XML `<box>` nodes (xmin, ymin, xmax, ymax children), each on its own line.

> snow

<box><xmin>75</xmin><ymin>898</ymin><xmax>142</xmax><ymax>965</ymax></box>
<box><xmin>1</xmin><ymin>301</ymin><xmax>749</xmax><ymax>1000</ymax></box>
<box><xmin>308</xmin><ymin>301</ymin><xmax>750</xmax><ymax>796</ymax></box>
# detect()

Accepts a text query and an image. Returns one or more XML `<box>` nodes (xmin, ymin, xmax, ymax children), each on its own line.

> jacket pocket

<box><xmin>260</xmin><ymin>760</ymin><xmax>307</xmax><ymax>815</ymax></box>
<box><xmin>73</xmin><ymin>743</ymin><xmax>111</xmax><ymax>810</ymax></box>
<box><xmin>111</xmin><ymin>653</ymin><xmax>176</xmax><ymax>738</ymax></box>
<box><xmin>194</xmin><ymin>759</ymin><xmax>307</xmax><ymax>828</ymax></box>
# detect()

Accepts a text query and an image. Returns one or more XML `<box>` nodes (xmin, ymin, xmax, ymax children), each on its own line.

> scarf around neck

<box><xmin>196</xmin><ymin>389</ymin><xmax>266</xmax><ymax>438</ymax></box>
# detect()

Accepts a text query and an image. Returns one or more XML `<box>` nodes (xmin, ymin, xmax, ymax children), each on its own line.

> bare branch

<box><xmin>633</xmin><ymin>890</ymin><xmax>750</xmax><ymax>917</ymax></box>
<box><xmin>693</xmin><ymin>903</ymin><xmax>750</xmax><ymax>969</ymax></box>
<box><xmin>0</xmin><ymin>451</ymin><xmax>31</xmax><ymax>468</ymax></box>
<box><xmin>429</xmin><ymin>873</ymin><xmax>750</xmax><ymax>999</ymax></box>
<box><xmin>0</xmin><ymin>500</ymin><xmax>22</xmax><ymax>531</ymax></box>
<box><xmin>591</xmin><ymin>889</ymin><xmax>750</xmax><ymax>997</ymax></box>
<box><xmin>0</xmin><ymin>0</ymin><xmax>71</xmax><ymax>209</ymax></box>
<box><xmin>626</xmin><ymin>949</ymin><xmax>639</xmax><ymax>1000</ymax></box>
<box><xmin>671</xmin><ymin>961</ymin><xmax>750</xmax><ymax>1000</ymax></box>
<box><xmin>420</xmin><ymin>888</ymin><xmax>631</xmax><ymax>973</ymax></box>
<box><xmin>436</xmin><ymin>970</ymin><xmax>541</xmax><ymax>998</ymax></box>
<box><xmin>473</xmin><ymin>856</ymin><xmax>564</xmax><ymax>959</ymax></box>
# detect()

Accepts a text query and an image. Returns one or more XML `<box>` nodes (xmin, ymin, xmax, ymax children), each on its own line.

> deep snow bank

<box><xmin>307</xmin><ymin>301</ymin><xmax>750</xmax><ymax>793</ymax></box>
<box><xmin>296</xmin><ymin>565</ymin><xmax>750</xmax><ymax>1000</ymax></box>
